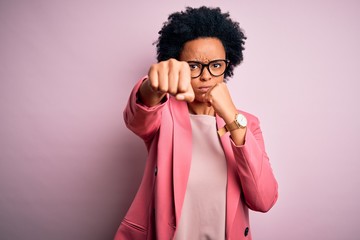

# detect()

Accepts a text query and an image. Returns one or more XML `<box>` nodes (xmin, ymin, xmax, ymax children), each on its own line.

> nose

<box><xmin>200</xmin><ymin>66</ymin><xmax>212</xmax><ymax>81</ymax></box>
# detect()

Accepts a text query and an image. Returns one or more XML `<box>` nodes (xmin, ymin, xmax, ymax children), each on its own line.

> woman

<box><xmin>115</xmin><ymin>6</ymin><xmax>278</xmax><ymax>240</ymax></box>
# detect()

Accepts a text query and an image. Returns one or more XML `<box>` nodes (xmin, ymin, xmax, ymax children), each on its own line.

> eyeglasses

<box><xmin>187</xmin><ymin>59</ymin><xmax>230</xmax><ymax>78</ymax></box>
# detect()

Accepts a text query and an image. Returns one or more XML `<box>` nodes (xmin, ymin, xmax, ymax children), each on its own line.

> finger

<box><xmin>208</xmin><ymin>82</ymin><xmax>219</xmax><ymax>94</ymax></box>
<box><xmin>206</xmin><ymin>83</ymin><xmax>223</xmax><ymax>100</ymax></box>
<box><xmin>178</xmin><ymin>62</ymin><xmax>191</xmax><ymax>93</ymax></box>
<box><xmin>175</xmin><ymin>93</ymin><xmax>185</xmax><ymax>101</ymax></box>
<box><xmin>175</xmin><ymin>90</ymin><xmax>195</xmax><ymax>102</ymax></box>
<box><xmin>157</xmin><ymin>63</ymin><xmax>169</xmax><ymax>93</ymax></box>
<box><xmin>176</xmin><ymin>83</ymin><xmax>195</xmax><ymax>102</ymax></box>
<box><xmin>148</xmin><ymin>65</ymin><xmax>159</xmax><ymax>92</ymax></box>
<box><xmin>168</xmin><ymin>68</ymin><xmax>179</xmax><ymax>95</ymax></box>
<box><xmin>204</xmin><ymin>84</ymin><xmax>215</xmax><ymax>100</ymax></box>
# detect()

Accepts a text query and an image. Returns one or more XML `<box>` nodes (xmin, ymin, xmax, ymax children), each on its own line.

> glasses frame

<box><xmin>187</xmin><ymin>59</ymin><xmax>230</xmax><ymax>78</ymax></box>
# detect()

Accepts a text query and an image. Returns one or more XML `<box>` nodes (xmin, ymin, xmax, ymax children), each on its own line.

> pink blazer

<box><xmin>114</xmin><ymin>78</ymin><xmax>278</xmax><ymax>240</ymax></box>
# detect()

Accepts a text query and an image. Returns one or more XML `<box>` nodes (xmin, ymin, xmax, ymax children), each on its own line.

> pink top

<box><xmin>174</xmin><ymin>114</ymin><xmax>227</xmax><ymax>240</ymax></box>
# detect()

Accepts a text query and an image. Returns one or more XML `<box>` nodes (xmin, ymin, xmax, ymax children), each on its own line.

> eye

<box><xmin>210</xmin><ymin>61</ymin><xmax>223</xmax><ymax>69</ymax></box>
<box><xmin>188</xmin><ymin>62</ymin><xmax>201</xmax><ymax>71</ymax></box>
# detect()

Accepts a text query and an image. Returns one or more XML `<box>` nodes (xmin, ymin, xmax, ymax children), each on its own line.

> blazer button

<box><xmin>154</xmin><ymin>166</ymin><xmax>158</xmax><ymax>176</ymax></box>
<box><xmin>244</xmin><ymin>227</ymin><xmax>249</xmax><ymax>237</ymax></box>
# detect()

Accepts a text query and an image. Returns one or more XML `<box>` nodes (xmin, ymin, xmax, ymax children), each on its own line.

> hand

<box><xmin>203</xmin><ymin>82</ymin><xmax>237</xmax><ymax>123</ymax></box>
<box><xmin>147</xmin><ymin>58</ymin><xmax>195</xmax><ymax>102</ymax></box>
<box><xmin>205</xmin><ymin>82</ymin><xmax>246</xmax><ymax>145</ymax></box>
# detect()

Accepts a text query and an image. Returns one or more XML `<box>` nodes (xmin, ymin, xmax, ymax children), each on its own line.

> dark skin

<box><xmin>139</xmin><ymin>37</ymin><xmax>246</xmax><ymax>145</ymax></box>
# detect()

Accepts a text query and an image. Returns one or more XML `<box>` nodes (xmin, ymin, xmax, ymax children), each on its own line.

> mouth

<box><xmin>197</xmin><ymin>86</ymin><xmax>212</xmax><ymax>93</ymax></box>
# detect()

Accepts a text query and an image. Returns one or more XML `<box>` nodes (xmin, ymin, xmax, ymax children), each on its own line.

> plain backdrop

<box><xmin>1</xmin><ymin>0</ymin><xmax>359</xmax><ymax>239</ymax></box>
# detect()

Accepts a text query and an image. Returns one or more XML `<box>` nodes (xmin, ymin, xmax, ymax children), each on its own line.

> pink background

<box><xmin>1</xmin><ymin>0</ymin><xmax>359</xmax><ymax>239</ymax></box>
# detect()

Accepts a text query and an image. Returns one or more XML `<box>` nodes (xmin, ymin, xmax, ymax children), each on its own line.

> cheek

<box><xmin>190</xmin><ymin>80</ymin><xmax>198</xmax><ymax>90</ymax></box>
<box><xmin>190</xmin><ymin>80</ymin><xmax>204</xmax><ymax>99</ymax></box>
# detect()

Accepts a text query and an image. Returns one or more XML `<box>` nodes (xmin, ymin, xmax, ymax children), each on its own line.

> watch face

<box><xmin>236</xmin><ymin>114</ymin><xmax>247</xmax><ymax>127</ymax></box>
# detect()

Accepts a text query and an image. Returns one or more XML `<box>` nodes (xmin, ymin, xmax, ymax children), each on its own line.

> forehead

<box><xmin>179</xmin><ymin>37</ymin><xmax>226</xmax><ymax>62</ymax></box>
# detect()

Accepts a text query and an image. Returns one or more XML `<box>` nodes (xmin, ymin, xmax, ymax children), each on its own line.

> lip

<box><xmin>197</xmin><ymin>86</ymin><xmax>212</xmax><ymax>93</ymax></box>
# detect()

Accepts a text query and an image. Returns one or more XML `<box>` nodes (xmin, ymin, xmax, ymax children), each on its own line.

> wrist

<box><xmin>223</xmin><ymin>108</ymin><xmax>238</xmax><ymax>124</ymax></box>
<box><xmin>139</xmin><ymin>79</ymin><xmax>166</xmax><ymax>107</ymax></box>
<box><xmin>218</xmin><ymin>112</ymin><xmax>247</xmax><ymax>137</ymax></box>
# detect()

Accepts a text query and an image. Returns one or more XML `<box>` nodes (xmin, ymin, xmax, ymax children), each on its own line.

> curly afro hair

<box><xmin>155</xmin><ymin>6</ymin><xmax>246</xmax><ymax>80</ymax></box>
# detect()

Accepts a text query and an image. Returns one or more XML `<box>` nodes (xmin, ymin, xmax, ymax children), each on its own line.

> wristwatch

<box><xmin>217</xmin><ymin>113</ymin><xmax>247</xmax><ymax>137</ymax></box>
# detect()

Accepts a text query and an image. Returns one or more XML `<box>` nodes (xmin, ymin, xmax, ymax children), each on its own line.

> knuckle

<box><xmin>158</xmin><ymin>85</ymin><xmax>167</xmax><ymax>92</ymax></box>
<box><xmin>149</xmin><ymin>63</ymin><xmax>159</xmax><ymax>71</ymax></box>
<box><xmin>168</xmin><ymin>89</ymin><xmax>177</xmax><ymax>95</ymax></box>
<box><xmin>149</xmin><ymin>81</ymin><xmax>157</xmax><ymax>89</ymax></box>
<box><xmin>167</xmin><ymin>58</ymin><xmax>178</xmax><ymax>66</ymax></box>
<box><xmin>169</xmin><ymin>84</ymin><xmax>178</xmax><ymax>95</ymax></box>
<box><xmin>178</xmin><ymin>86</ymin><xmax>186</xmax><ymax>93</ymax></box>
<box><xmin>181</xmin><ymin>61</ymin><xmax>191</xmax><ymax>71</ymax></box>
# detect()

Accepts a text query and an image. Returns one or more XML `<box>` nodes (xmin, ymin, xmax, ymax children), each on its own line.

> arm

<box><xmin>231</xmin><ymin>115</ymin><xmax>278</xmax><ymax>212</ymax></box>
<box><xmin>203</xmin><ymin>82</ymin><xmax>278</xmax><ymax>211</ymax></box>
<box><xmin>124</xmin><ymin>59</ymin><xmax>195</xmax><ymax>142</ymax></box>
<box><xmin>124</xmin><ymin>57</ymin><xmax>195</xmax><ymax>139</ymax></box>
<box><xmin>123</xmin><ymin>77</ymin><xmax>168</xmax><ymax>143</ymax></box>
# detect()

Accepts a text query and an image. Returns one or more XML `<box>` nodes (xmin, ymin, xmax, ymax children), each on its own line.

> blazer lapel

<box><xmin>169</xmin><ymin>98</ymin><xmax>192</xmax><ymax>227</ymax></box>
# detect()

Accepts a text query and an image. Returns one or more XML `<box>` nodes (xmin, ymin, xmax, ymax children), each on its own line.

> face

<box><xmin>179</xmin><ymin>37</ymin><xmax>226</xmax><ymax>103</ymax></box>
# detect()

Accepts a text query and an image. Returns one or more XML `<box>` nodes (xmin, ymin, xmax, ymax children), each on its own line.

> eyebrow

<box><xmin>187</xmin><ymin>59</ymin><xmax>225</xmax><ymax>63</ymax></box>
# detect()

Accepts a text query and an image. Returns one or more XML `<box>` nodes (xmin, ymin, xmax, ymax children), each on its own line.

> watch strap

<box><xmin>225</xmin><ymin>121</ymin><xmax>240</xmax><ymax>132</ymax></box>
<box><xmin>217</xmin><ymin>113</ymin><xmax>245</xmax><ymax>137</ymax></box>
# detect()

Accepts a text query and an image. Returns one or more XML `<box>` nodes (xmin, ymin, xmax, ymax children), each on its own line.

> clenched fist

<box><xmin>139</xmin><ymin>59</ymin><xmax>195</xmax><ymax>107</ymax></box>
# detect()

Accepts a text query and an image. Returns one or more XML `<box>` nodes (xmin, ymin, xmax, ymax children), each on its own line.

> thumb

<box><xmin>175</xmin><ymin>87</ymin><xmax>195</xmax><ymax>102</ymax></box>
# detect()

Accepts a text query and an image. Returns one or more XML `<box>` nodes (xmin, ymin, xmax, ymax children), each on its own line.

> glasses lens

<box><xmin>208</xmin><ymin>60</ymin><xmax>227</xmax><ymax>76</ymax></box>
<box><xmin>188</xmin><ymin>62</ymin><xmax>202</xmax><ymax>78</ymax></box>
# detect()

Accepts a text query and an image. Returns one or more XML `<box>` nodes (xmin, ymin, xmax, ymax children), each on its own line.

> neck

<box><xmin>187</xmin><ymin>102</ymin><xmax>215</xmax><ymax>116</ymax></box>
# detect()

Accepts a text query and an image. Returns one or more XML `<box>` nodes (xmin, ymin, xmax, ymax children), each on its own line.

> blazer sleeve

<box><xmin>231</xmin><ymin>113</ymin><xmax>278</xmax><ymax>212</ymax></box>
<box><xmin>123</xmin><ymin>77</ymin><xmax>168</xmax><ymax>144</ymax></box>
